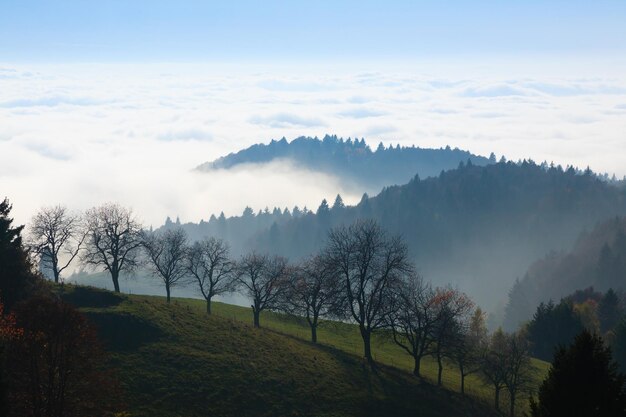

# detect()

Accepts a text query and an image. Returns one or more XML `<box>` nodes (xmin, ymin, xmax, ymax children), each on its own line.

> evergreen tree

<box><xmin>599</xmin><ymin>289</ymin><xmax>623</xmax><ymax>333</ymax></box>
<box><xmin>531</xmin><ymin>330</ymin><xmax>626</xmax><ymax>417</ymax></box>
<box><xmin>316</xmin><ymin>199</ymin><xmax>330</xmax><ymax>216</ymax></box>
<box><xmin>0</xmin><ymin>198</ymin><xmax>38</xmax><ymax>310</ymax></box>
<box><xmin>332</xmin><ymin>194</ymin><xmax>345</xmax><ymax>210</ymax></box>
<box><xmin>613</xmin><ymin>318</ymin><xmax>626</xmax><ymax>373</ymax></box>
<box><xmin>527</xmin><ymin>300</ymin><xmax>585</xmax><ymax>361</ymax></box>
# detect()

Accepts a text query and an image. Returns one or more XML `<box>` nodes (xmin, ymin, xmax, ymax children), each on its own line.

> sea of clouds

<box><xmin>1</xmin><ymin>61</ymin><xmax>626</xmax><ymax>227</ymax></box>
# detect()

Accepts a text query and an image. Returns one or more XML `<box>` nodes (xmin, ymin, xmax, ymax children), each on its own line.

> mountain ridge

<box><xmin>196</xmin><ymin>135</ymin><xmax>494</xmax><ymax>191</ymax></box>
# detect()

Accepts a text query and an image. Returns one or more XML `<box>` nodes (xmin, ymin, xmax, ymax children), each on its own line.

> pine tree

<box><xmin>531</xmin><ymin>330</ymin><xmax>626</xmax><ymax>417</ymax></box>
<box><xmin>0</xmin><ymin>198</ymin><xmax>38</xmax><ymax>310</ymax></box>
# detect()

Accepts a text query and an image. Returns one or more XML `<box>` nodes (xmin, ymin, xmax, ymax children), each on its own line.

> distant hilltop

<box><xmin>196</xmin><ymin>135</ymin><xmax>494</xmax><ymax>191</ymax></box>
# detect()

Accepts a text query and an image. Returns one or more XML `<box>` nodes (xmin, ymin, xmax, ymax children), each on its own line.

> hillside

<box><xmin>504</xmin><ymin>216</ymin><xmax>626</xmax><ymax>330</ymax></box>
<box><xmin>56</xmin><ymin>285</ymin><xmax>527</xmax><ymax>417</ymax></box>
<box><xmin>175</xmin><ymin>161</ymin><xmax>626</xmax><ymax>312</ymax></box>
<box><xmin>196</xmin><ymin>135</ymin><xmax>492</xmax><ymax>192</ymax></box>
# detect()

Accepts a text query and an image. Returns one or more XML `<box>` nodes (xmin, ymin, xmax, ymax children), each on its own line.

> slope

<box><xmin>57</xmin><ymin>285</ymin><xmax>508</xmax><ymax>417</ymax></box>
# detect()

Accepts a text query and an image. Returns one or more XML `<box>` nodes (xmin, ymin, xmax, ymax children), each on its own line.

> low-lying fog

<box><xmin>2</xmin><ymin>61</ymin><xmax>626</xmax><ymax>227</ymax></box>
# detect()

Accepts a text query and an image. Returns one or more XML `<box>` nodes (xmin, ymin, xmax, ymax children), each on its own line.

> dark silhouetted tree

<box><xmin>142</xmin><ymin>228</ymin><xmax>188</xmax><ymax>303</ymax></box>
<box><xmin>387</xmin><ymin>276</ymin><xmax>439</xmax><ymax>377</ymax></box>
<box><xmin>503</xmin><ymin>330</ymin><xmax>534</xmax><ymax>417</ymax></box>
<box><xmin>451</xmin><ymin>307</ymin><xmax>488</xmax><ymax>395</ymax></box>
<box><xmin>29</xmin><ymin>205</ymin><xmax>85</xmax><ymax>283</ymax></box>
<box><xmin>481</xmin><ymin>328</ymin><xmax>508</xmax><ymax>412</ymax></box>
<box><xmin>235</xmin><ymin>253</ymin><xmax>288</xmax><ymax>328</ymax></box>
<box><xmin>326</xmin><ymin>219</ymin><xmax>412</xmax><ymax>364</ymax></box>
<box><xmin>82</xmin><ymin>203</ymin><xmax>143</xmax><ymax>293</ymax></box>
<box><xmin>282</xmin><ymin>255</ymin><xmax>339</xmax><ymax>343</ymax></box>
<box><xmin>530</xmin><ymin>330</ymin><xmax>626</xmax><ymax>417</ymax></box>
<box><xmin>431</xmin><ymin>287</ymin><xmax>473</xmax><ymax>386</ymax></box>
<box><xmin>0</xmin><ymin>198</ymin><xmax>38</xmax><ymax>310</ymax></box>
<box><xmin>185</xmin><ymin>237</ymin><xmax>235</xmax><ymax>314</ymax></box>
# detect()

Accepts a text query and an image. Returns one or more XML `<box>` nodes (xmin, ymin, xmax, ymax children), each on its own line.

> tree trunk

<box><xmin>361</xmin><ymin>328</ymin><xmax>373</xmax><ymax>364</ymax></box>
<box><xmin>509</xmin><ymin>392</ymin><xmax>515</xmax><ymax>417</ymax></box>
<box><xmin>253</xmin><ymin>307</ymin><xmax>260</xmax><ymax>328</ymax></box>
<box><xmin>494</xmin><ymin>386</ymin><xmax>501</xmax><ymax>411</ymax></box>
<box><xmin>206</xmin><ymin>298</ymin><xmax>212</xmax><ymax>315</ymax></box>
<box><xmin>111</xmin><ymin>271</ymin><xmax>120</xmax><ymax>293</ymax></box>
<box><xmin>53</xmin><ymin>268</ymin><xmax>60</xmax><ymax>284</ymax></box>
<box><xmin>461</xmin><ymin>373</ymin><xmax>465</xmax><ymax>395</ymax></box>
<box><xmin>413</xmin><ymin>356</ymin><xmax>421</xmax><ymax>377</ymax></box>
<box><xmin>311</xmin><ymin>324</ymin><xmax>317</xmax><ymax>344</ymax></box>
<box><xmin>437</xmin><ymin>352</ymin><xmax>443</xmax><ymax>386</ymax></box>
<box><xmin>166</xmin><ymin>283</ymin><xmax>171</xmax><ymax>304</ymax></box>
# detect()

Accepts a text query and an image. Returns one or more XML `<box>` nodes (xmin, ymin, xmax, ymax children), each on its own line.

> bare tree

<box><xmin>431</xmin><ymin>287</ymin><xmax>474</xmax><ymax>386</ymax></box>
<box><xmin>82</xmin><ymin>203</ymin><xmax>142</xmax><ymax>293</ymax></box>
<box><xmin>480</xmin><ymin>328</ymin><xmax>509</xmax><ymax>412</ymax></box>
<box><xmin>28</xmin><ymin>205</ymin><xmax>85</xmax><ymax>283</ymax></box>
<box><xmin>185</xmin><ymin>237</ymin><xmax>235</xmax><ymax>314</ymax></box>
<box><xmin>386</xmin><ymin>275</ymin><xmax>440</xmax><ymax>377</ymax></box>
<box><xmin>235</xmin><ymin>253</ymin><xmax>288</xmax><ymax>328</ymax></box>
<box><xmin>142</xmin><ymin>228</ymin><xmax>188</xmax><ymax>303</ymax></box>
<box><xmin>503</xmin><ymin>330</ymin><xmax>534</xmax><ymax>417</ymax></box>
<box><xmin>450</xmin><ymin>307</ymin><xmax>488</xmax><ymax>395</ymax></box>
<box><xmin>282</xmin><ymin>255</ymin><xmax>340</xmax><ymax>343</ymax></box>
<box><xmin>325</xmin><ymin>219</ymin><xmax>412</xmax><ymax>364</ymax></box>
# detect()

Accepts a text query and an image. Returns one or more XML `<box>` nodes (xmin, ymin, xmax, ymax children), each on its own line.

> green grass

<box><xmin>56</xmin><ymin>285</ymin><xmax>546</xmax><ymax>417</ymax></box>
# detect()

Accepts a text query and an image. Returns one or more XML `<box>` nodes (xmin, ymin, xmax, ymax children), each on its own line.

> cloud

<box><xmin>461</xmin><ymin>84</ymin><xmax>529</xmax><ymax>97</ymax></box>
<box><xmin>472</xmin><ymin>111</ymin><xmax>509</xmax><ymax>118</ymax></box>
<box><xmin>0</xmin><ymin>96</ymin><xmax>108</xmax><ymax>108</ymax></box>
<box><xmin>157</xmin><ymin>128</ymin><xmax>213</xmax><ymax>141</ymax></box>
<box><xmin>337</xmin><ymin>107</ymin><xmax>387</xmax><ymax>118</ymax></box>
<box><xmin>248</xmin><ymin>113</ymin><xmax>325</xmax><ymax>128</ymax></box>
<box><xmin>256</xmin><ymin>79</ymin><xmax>335</xmax><ymax>92</ymax></box>
<box><xmin>363</xmin><ymin>124</ymin><xmax>398</xmax><ymax>136</ymax></box>
<box><xmin>524</xmin><ymin>82</ymin><xmax>626</xmax><ymax>96</ymax></box>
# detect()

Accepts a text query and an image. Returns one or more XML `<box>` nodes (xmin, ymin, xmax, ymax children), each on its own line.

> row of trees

<box><xmin>29</xmin><ymin>203</ymin><xmax>537</xmax><ymax>415</ymax></box>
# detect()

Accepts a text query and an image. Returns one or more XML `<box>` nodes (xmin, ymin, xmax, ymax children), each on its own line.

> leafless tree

<box><xmin>28</xmin><ymin>205</ymin><xmax>85</xmax><ymax>283</ymax></box>
<box><xmin>325</xmin><ymin>219</ymin><xmax>413</xmax><ymax>364</ymax></box>
<box><xmin>503</xmin><ymin>330</ymin><xmax>534</xmax><ymax>417</ymax></box>
<box><xmin>431</xmin><ymin>287</ymin><xmax>474</xmax><ymax>386</ymax></box>
<box><xmin>480</xmin><ymin>328</ymin><xmax>509</xmax><ymax>412</ymax></box>
<box><xmin>185</xmin><ymin>237</ymin><xmax>235</xmax><ymax>314</ymax></box>
<box><xmin>142</xmin><ymin>228</ymin><xmax>188</xmax><ymax>303</ymax></box>
<box><xmin>235</xmin><ymin>252</ymin><xmax>288</xmax><ymax>328</ymax></box>
<box><xmin>282</xmin><ymin>254</ymin><xmax>340</xmax><ymax>343</ymax></box>
<box><xmin>81</xmin><ymin>203</ymin><xmax>142</xmax><ymax>293</ymax></box>
<box><xmin>449</xmin><ymin>307</ymin><xmax>488</xmax><ymax>395</ymax></box>
<box><xmin>386</xmin><ymin>275</ymin><xmax>440</xmax><ymax>377</ymax></box>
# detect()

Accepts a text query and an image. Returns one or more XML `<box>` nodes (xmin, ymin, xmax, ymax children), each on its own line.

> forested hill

<box><xmin>164</xmin><ymin>161</ymin><xmax>626</xmax><ymax>313</ymax></box>
<box><xmin>196</xmin><ymin>135</ymin><xmax>493</xmax><ymax>190</ymax></box>
<box><xmin>504</xmin><ymin>216</ymin><xmax>626</xmax><ymax>331</ymax></box>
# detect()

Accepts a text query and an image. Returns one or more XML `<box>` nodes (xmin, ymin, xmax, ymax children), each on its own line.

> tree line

<box><xmin>27</xmin><ymin>202</ymin><xmax>539</xmax><ymax>416</ymax></box>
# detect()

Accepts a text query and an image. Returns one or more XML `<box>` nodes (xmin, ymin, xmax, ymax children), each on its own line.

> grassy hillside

<box><xmin>57</xmin><ymin>285</ymin><xmax>545</xmax><ymax>417</ymax></box>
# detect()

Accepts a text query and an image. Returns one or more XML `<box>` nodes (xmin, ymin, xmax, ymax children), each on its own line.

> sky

<box><xmin>1</xmin><ymin>1</ymin><xmax>626</xmax><ymax>226</ymax></box>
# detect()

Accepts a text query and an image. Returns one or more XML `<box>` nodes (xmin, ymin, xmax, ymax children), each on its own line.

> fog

<box><xmin>2</xmin><ymin>61</ymin><xmax>626</xmax><ymax>228</ymax></box>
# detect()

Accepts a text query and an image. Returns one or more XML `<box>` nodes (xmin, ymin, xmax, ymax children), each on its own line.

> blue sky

<box><xmin>2</xmin><ymin>0</ymin><xmax>626</xmax><ymax>62</ymax></box>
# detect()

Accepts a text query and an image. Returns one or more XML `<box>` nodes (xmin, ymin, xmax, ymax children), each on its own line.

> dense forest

<box><xmin>504</xmin><ymin>217</ymin><xmax>626</xmax><ymax>330</ymax></box>
<box><xmin>196</xmin><ymin>135</ymin><xmax>493</xmax><ymax>192</ymax></box>
<box><xmin>165</xmin><ymin>161</ymin><xmax>626</xmax><ymax>312</ymax></box>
